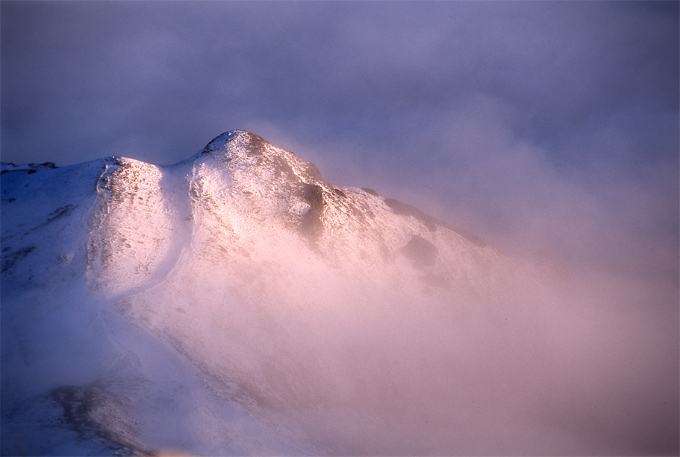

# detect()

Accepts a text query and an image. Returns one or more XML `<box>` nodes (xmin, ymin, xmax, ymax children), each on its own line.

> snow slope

<box><xmin>2</xmin><ymin>130</ymin><xmax>676</xmax><ymax>455</ymax></box>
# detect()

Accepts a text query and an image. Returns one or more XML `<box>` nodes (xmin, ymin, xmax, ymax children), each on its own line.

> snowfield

<box><xmin>2</xmin><ymin>130</ymin><xmax>676</xmax><ymax>455</ymax></box>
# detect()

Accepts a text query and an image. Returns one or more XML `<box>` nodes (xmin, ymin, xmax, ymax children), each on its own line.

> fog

<box><xmin>93</xmin><ymin>146</ymin><xmax>675</xmax><ymax>455</ymax></box>
<box><xmin>147</xmin><ymin>230</ymin><xmax>676</xmax><ymax>455</ymax></box>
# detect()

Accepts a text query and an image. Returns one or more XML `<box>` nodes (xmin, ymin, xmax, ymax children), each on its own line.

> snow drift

<box><xmin>1</xmin><ymin>130</ymin><xmax>677</xmax><ymax>455</ymax></box>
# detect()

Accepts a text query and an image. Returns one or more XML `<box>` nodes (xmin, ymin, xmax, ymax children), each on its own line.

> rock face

<box><xmin>0</xmin><ymin>130</ymin><xmax>575</xmax><ymax>455</ymax></box>
<box><xmin>80</xmin><ymin>130</ymin><xmax>508</xmax><ymax>301</ymax></box>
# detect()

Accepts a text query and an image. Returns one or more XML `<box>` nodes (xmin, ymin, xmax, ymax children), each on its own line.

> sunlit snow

<box><xmin>1</xmin><ymin>131</ymin><xmax>676</xmax><ymax>455</ymax></box>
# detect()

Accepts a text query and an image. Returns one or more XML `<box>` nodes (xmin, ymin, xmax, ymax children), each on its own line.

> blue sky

<box><xmin>2</xmin><ymin>0</ymin><xmax>678</xmax><ymax>280</ymax></box>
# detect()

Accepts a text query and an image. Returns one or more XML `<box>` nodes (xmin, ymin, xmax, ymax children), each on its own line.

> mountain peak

<box><xmin>0</xmin><ymin>128</ymin><xmax>533</xmax><ymax>456</ymax></box>
<box><xmin>195</xmin><ymin>129</ymin><xmax>274</xmax><ymax>162</ymax></box>
<box><xmin>1</xmin><ymin>129</ymin><xmax>670</xmax><ymax>457</ymax></box>
<box><xmin>186</xmin><ymin>129</ymin><xmax>323</xmax><ymax>186</ymax></box>
<box><xmin>199</xmin><ymin>129</ymin><xmax>261</xmax><ymax>155</ymax></box>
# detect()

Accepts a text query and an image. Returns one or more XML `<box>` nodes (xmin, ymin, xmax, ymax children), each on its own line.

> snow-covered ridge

<box><xmin>78</xmin><ymin>129</ymin><xmax>506</xmax><ymax>299</ymax></box>
<box><xmin>1</xmin><ymin>130</ymin><xmax>542</xmax><ymax>456</ymax></box>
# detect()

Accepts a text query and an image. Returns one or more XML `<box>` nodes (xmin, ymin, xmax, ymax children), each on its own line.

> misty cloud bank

<box><xmin>1</xmin><ymin>2</ymin><xmax>677</xmax><ymax>455</ymax></box>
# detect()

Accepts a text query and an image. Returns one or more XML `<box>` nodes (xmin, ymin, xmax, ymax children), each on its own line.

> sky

<box><xmin>1</xmin><ymin>1</ymin><xmax>678</xmax><ymax>281</ymax></box>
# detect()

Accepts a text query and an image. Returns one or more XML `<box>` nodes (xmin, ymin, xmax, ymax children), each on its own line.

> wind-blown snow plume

<box><xmin>2</xmin><ymin>131</ymin><xmax>677</xmax><ymax>455</ymax></box>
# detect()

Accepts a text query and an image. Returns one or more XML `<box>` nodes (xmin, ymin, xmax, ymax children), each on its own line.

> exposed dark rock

<box><xmin>300</xmin><ymin>183</ymin><xmax>325</xmax><ymax>241</ymax></box>
<box><xmin>46</xmin><ymin>204</ymin><xmax>76</xmax><ymax>224</ymax></box>
<box><xmin>400</xmin><ymin>235</ymin><xmax>438</xmax><ymax>268</ymax></box>
<box><xmin>2</xmin><ymin>245</ymin><xmax>36</xmax><ymax>273</ymax></box>
<box><xmin>243</xmin><ymin>132</ymin><xmax>267</xmax><ymax>156</ymax></box>
<box><xmin>26</xmin><ymin>162</ymin><xmax>58</xmax><ymax>169</ymax></box>
<box><xmin>384</xmin><ymin>198</ymin><xmax>437</xmax><ymax>231</ymax></box>
<box><xmin>49</xmin><ymin>385</ymin><xmax>150</xmax><ymax>456</ymax></box>
<box><xmin>384</xmin><ymin>197</ymin><xmax>485</xmax><ymax>246</ymax></box>
<box><xmin>271</xmin><ymin>155</ymin><xmax>296</xmax><ymax>179</ymax></box>
<box><xmin>420</xmin><ymin>273</ymin><xmax>450</xmax><ymax>289</ymax></box>
<box><xmin>333</xmin><ymin>188</ymin><xmax>346</xmax><ymax>198</ymax></box>
<box><xmin>305</xmin><ymin>162</ymin><xmax>323</xmax><ymax>181</ymax></box>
